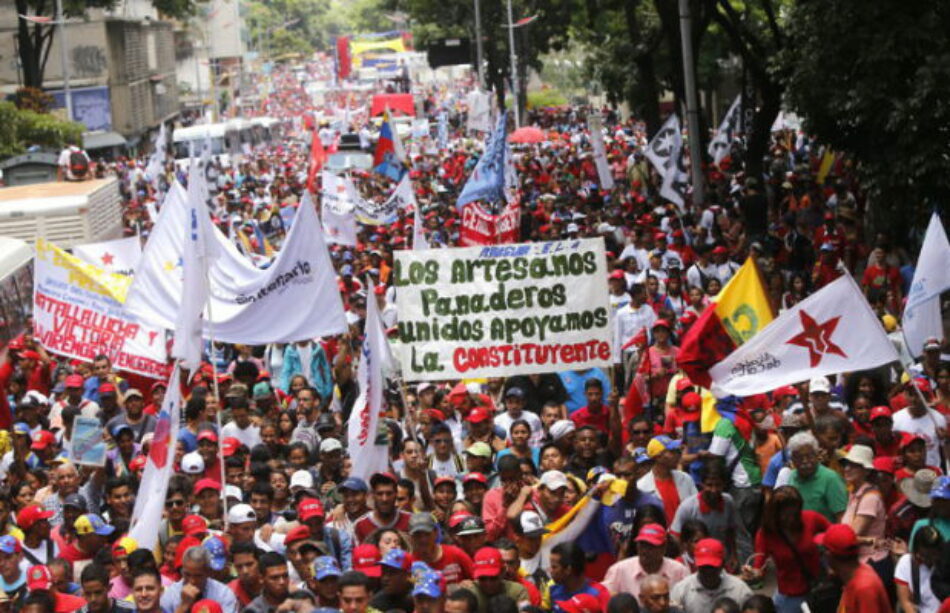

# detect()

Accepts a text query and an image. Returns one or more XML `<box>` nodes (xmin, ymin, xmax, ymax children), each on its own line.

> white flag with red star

<box><xmin>72</xmin><ymin>236</ymin><xmax>142</xmax><ymax>276</ymax></box>
<box><xmin>709</xmin><ymin>274</ymin><xmax>899</xmax><ymax>396</ymax></box>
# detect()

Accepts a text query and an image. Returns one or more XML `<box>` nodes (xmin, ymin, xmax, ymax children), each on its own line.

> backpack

<box><xmin>69</xmin><ymin>149</ymin><xmax>89</xmax><ymax>177</ymax></box>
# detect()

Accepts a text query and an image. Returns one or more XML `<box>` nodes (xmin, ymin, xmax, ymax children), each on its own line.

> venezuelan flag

<box><xmin>373</xmin><ymin>110</ymin><xmax>407</xmax><ymax>181</ymax></box>
<box><xmin>678</xmin><ymin>257</ymin><xmax>773</xmax><ymax>389</ymax></box>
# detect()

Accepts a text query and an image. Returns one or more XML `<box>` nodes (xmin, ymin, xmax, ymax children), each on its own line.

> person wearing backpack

<box><xmin>57</xmin><ymin>143</ymin><xmax>91</xmax><ymax>181</ymax></box>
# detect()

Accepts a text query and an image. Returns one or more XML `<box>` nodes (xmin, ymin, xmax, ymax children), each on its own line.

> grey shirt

<box><xmin>670</xmin><ymin>572</ymin><xmax>753</xmax><ymax>613</ymax></box>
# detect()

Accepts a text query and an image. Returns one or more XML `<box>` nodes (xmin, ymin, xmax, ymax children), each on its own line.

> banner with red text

<box><xmin>394</xmin><ymin>237</ymin><xmax>612</xmax><ymax>380</ymax></box>
<box><xmin>459</xmin><ymin>203</ymin><xmax>521</xmax><ymax>246</ymax></box>
<box><xmin>33</xmin><ymin>239</ymin><xmax>170</xmax><ymax>379</ymax></box>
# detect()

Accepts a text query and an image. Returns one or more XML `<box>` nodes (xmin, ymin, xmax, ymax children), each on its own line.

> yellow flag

<box><xmin>816</xmin><ymin>149</ymin><xmax>836</xmax><ymax>185</ymax></box>
<box><xmin>713</xmin><ymin>257</ymin><xmax>774</xmax><ymax>346</ymax></box>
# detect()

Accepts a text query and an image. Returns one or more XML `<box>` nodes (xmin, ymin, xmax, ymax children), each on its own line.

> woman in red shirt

<box><xmin>742</xmin><ymin>485</ymin><xmax>830</xmax><ymax>613</ymax></box>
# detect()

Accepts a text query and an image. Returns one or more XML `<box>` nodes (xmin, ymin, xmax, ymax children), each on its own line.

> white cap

<box><xmin>227</xmin><ymin>503</ymin><xmax>257</xmax><ymax>525</ymax></box>
<box><xmin>566</xmin><ymin>223</ymin><xmax>580</xmax><ymax>233</ymax></box>
<box><xmin>519</xmin><ymin>510</ymin><xmax>548</xmax><ymax>536</ymax></box>
<box><xmin>181</xmin><ymin>451</ymin><xmax>205</xmax><ymax>475</ymax></box>
<box><xmin>23</xmin><ymin>390</ymin><xmax>49</xmax><ymax>406</ymax></box>
<box><xmin>550</xmin><ymin>420</ymin><xmax>576</xmax><ymax>441</ymax></box>
<box><xmin>290</xmin><ymin>470</ymin><xmax>314</xmax><ymax>489</ymax></box>
<box><xmin>809</xmin><ymin>376</ymin><xmax>831</xmax><ymax>395</ymax></box>
<box><xmin>225</xmin><ymin>484</ymin><xmax>243</xmax><ymax>500</ymax></box>
<box><xmin>539</xmin><ymin>470</ymin><xmax>569</xmax><ymax>491</ymax></box>
<box><xmin>320</xmin><ymin>438</ymin><xmax>343</xmax><ymax>454</ymax></box>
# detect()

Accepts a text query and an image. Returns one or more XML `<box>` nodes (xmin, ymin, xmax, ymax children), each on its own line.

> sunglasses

<box><xmin>165</xmin><ymin>499</ymin><xmax>186</xmax><ymax>508</ymax></box>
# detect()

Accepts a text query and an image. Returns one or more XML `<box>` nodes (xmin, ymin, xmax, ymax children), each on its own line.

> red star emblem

<box><xmin>101</xmin><ymin>252</ymin><xmax>114</xmax><ymax>266</ymax></box>
<box><xmin>786</xmin><ymin>310</ymin><xmax>847</xmax><ymax>367</ymax></box>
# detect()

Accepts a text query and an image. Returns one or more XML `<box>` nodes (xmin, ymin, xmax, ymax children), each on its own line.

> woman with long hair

<box><xmin>780</xmin><ymin>273</ymin><xmax>808</xmax><ymax>311</ymax></box>
<box><xmin>742</xmin><ymin>486</ymin><xmax>830</xmax><ymax>613</ymax></box>
<box><xmin>496</xmin><ymin>420</ymin><xmax>540</xmax><ymax>469</ymax></box>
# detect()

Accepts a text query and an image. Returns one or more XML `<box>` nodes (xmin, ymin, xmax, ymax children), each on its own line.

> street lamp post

<box><xmin>678</xmin><ymin>0</ymin><xmax>705</xmax><ymax>207</ymax></box>
<box><xmin>505</xmin><ymin>0</ymin><xmax>520</xmax><ymax>128</ymax></box>
<box><xmin>473</xmin><ymin>0</ymin><xmax>485</xmax><ymax>88</ymax></box>
<box><xmin>55</xmin><ymin>0</ymin><xmax>73</xmax><ymax>121</ymax></box>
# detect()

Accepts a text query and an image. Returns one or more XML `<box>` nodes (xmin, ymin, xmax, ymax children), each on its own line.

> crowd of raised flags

<box><xmin>0</xmin><ymin>53</ymin><xmax>949</xmax><ymax>613</ymax></box>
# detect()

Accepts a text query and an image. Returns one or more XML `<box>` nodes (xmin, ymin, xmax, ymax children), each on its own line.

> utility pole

<box><xmin>678</xmin><ymin>0</ymin><xmax>705</xmax><ymax>207</ymax></box>
<box><xmin>55</xmin><ymin>0</ymin><xmax>73</xmax><ymax>121</ymax></box>
<box><xmin>473</xmin><ymin>0</ymin><xmax>485</xmax><ymax>88</ymax></box>
<box><xmin>505</xmin><ymin>0</ymin><xmax>520</xmax><ymax>128</ymax></box>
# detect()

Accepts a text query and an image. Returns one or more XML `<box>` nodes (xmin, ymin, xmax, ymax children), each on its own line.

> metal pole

<box><xmin>677</xmin><ymin>0</ymin><xmax>705</xmax><ymax>207</ymax></box>
<box><xmin>473</xmin><ymin>0</ymin><xmax>485</xmax><ymax>88</ymax></box>
<box><xmin>55</xmin><ymin>0</ymin><xmax>73</xmax><ymax>121</ymax></box>
<box><xmin>505</xmin><ymin>0</ymin><xmax>520</xmax><ymax>128</ymax></box>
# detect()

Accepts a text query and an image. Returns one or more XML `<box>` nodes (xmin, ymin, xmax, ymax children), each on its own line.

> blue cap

<box><xmin>380</xmin><ymin>547</ymin><xmax>410</xmax><ymax>571</ymax></box>
<box><xmin>313</xmin><ymin>556</ymin><xmax>342</xmax><ymax>580</ymax></box>
<box><xmin>410</xmin><ymin>561</ymin><xmax>432</xmax><ymax>583</ymax></box>
<box><xmin>74</xmin><ymin>514</ymin><xmax>115</xmax><ymax>536</ymax></box>
<box><xmin>111</xmin><ymin>423</ymin><xmax>133</xmax><ymax>439</ymax></box>
<box><xmin>632</xmin><ymin>447</ymin><xmax>652</xmax><ymax>465</ymax></box>
<box><xmin>932</xmin><ymin>476</ymin><xmax>950</xmax><ymax>500</ymax></box>
<box><xmin>412</xmin><ymin>571</ymin><xmax>445</xmax><ymax>599</ymax></box>
<box><xmin>342</xmin><ymin>251</ymin><xmax>354</xmax><ymax>262</ymax></box>
<box><xmin>341</xmin><ymin>264</ymin><xmax>353</xmax><ymax>276</ymax></box>
<box><xmin>202</xmin><ymin>536</ymin><xmax>227</xmax><ymax>571</ymax></box>
<box><xmin>13</xmin><ymin>423</ymin><xmax>30</xmax><ymax>436</ymax></box>
<box><xmin>504</xmin><ymin>387</ymin><xmax>525</xmax><ymax>399</ymax></box>
<box><xmin>0</xmin><ymin>535</ymin><xmax>20</xmax><ymax>554</ymax></box>
<box><xmin>339</xmin><ymin>477</ymin><xmax>368</xmax><ymax>493</ymax></box>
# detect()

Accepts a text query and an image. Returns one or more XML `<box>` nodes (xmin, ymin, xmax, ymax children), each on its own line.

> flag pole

<box><xmin>201</xmin><ymin>272</ymin><xmax>230</xmax><ymax>530</ymax></box>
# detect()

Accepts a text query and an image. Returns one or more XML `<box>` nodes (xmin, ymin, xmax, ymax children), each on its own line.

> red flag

<box><xmin>306</xmin><ymin>129</ymin><xmax>326</xmax><ymax>192</ymax></box>
<box><xmin>621</xmin><ymin>374</ymin><xmax>648</xmax><ymax>444</ymax></box>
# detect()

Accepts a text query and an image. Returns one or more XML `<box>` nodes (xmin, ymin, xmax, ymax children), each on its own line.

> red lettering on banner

<box><xmin>452</xmin><ymin>340</ymin><xmax>611</xmax><ymax>373</ymax></box>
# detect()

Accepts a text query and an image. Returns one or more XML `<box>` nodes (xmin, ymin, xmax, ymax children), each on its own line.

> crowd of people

<box><xmin>1</xmin><ymin>56</ymin><xmax>949</xmax><ymax>613</ymax></box>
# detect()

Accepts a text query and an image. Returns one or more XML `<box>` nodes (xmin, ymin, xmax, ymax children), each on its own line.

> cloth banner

<box><xmin>129</xmin><ymin>363</ymin><xmax>180</xmax><ymax>550</ymax></box>
<box><xmin>466</xmin><ymin>90</ymin><xmax>492</xmax><ymax>133</ymax></box>
<box><xmin>355</xmin><ymin>173</ymin><xmax>414</xmax><ymax>225</ymax></box>
<box><xmin>459</xmin><ymin>203</ymin><xmax>521</xmax><ymax>246</ymax></box>
<box><xmin>126</xmin><ymin>185</ymin><xmax>347</xmax><ymax>345</ymax></box>
<box><xmin>903</xmin><ymin>212</ymin><xmax>950</xmax><ymax>357</ymax></box>
<box><xmin>710</xmin><ymin>274</ymin><xmax>899</xmax><ymax>397</ymax></box>
<box><xmin>395</xmin><ymin>237</ymin><xmax>612</xmax><ymax>380</ymax></box>
<box><xmin>708</xmin><ymin>95</ymin><xmax>741</xmax><ymax>166</ymax></box>
<box><xmin>33</xmin><ymin>239</ymin><xmax>170</xmax><ymax>379</ymax></box>
<box><xmin>587</xmin><ymin>114</ymin><xmax>615</xmax><ymax>190</ymax></box>
<box><xmin>72</xmin><ymin>236</ymin><xmax>142</xmax><ymax>276</ymax></box>
<box><xmin>321</xmin><ymin>177</ymin><xmax>359</xmax><ymax>248</ymax></box>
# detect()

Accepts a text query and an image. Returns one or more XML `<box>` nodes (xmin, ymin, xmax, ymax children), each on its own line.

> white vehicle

<box><xmin>0</xmin><ymin>178</ymin><xmax>123</xmax><ymax>248</ymax></box>
<box><xmin>0</xmin><ymin>235</ymin><xmax>33</xmax><ymax>348</ymax></box>
<box><xmin>172</xmin><ymin>122</ymin><xmax>231</xmax><ymax>165</ymax></box>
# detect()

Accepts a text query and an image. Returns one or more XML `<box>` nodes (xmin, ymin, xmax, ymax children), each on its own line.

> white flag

<box><xmin>144</xmin><ymin>122</ymin><xmax>167</xmax><ymax>186</ymax></box>
<box><xmin>347</xmin><ymin>279</ymin><xmax>394</xmax><ymax>480</ymax></box>
<box><xmin>129</xmin><ymin>364</ymin><xmax>181</xmax><ymax>550</ymax></box>
<box><xmin>645</xmin><ymin>114</ymin><xmax>688</xmax><ymax>211</ymax></box>
<box><xmin>588</xmin><ymin>114</ymin><xmax>615</xmax><ymax>191</ymax></box>
<box><xmin>710</xmin><ymin>274</ymin><xmax>900</xmax><ymax>397</ymax></box>
<box><xmin>708</xmin><ymin>95</ymin><xmax>741</xmax><ymax>166</ymax></box>
<box><xmin>322</xmin><ymin>201</ymin><xmax>358</xmax><ymax>247</ymax></box>
<box><xmin>72</xmin><ymin>236</ymin><xmax>142</xmax><ymax>276</ymax></box>
<box><xmin>413</xmin><ymin>202</ymin><xmax>429</xmax><ymax>250</ymax></box>
<box><xmin>903</xmin><ymin>212</ymin><xmax>950</xmax><ymax>357</ymax></box>
<box><xmin>466</xmin><ymin>89</ymin><xmax>492</xmax><ymax>133</ymax></box>
<box><xmin>170</xmin><ymin>159</ymin><xmax>220</xmax><ymax>369</ymax></box>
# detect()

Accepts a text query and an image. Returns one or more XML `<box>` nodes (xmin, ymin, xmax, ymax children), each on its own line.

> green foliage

<box><xmin>0</xmin><ymin>101</ymin><xmax>84</xmax><ymax>159</ymax></box>
<box><xmin>243</xmin><ymin>0</ymin><xmax>338</xmax><ymax>57</ymax></box>
<box><xmin>526</xmin><ymin>88</ymin><xmax>568</xmax><ymax>109</ymax></box>
<box><xmin>781</xmin><ymin>0</ymin><xmax>950</xmax><ymax>225</ymax></box>
<box><xmin>14</xmin><ymin>87</ymin><xmax>54</xmax><ymax>113</ymax></box>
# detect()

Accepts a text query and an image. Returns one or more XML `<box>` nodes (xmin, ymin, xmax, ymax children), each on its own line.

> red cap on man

<box><xmin>472</xmin><ymin>547</ymin><xmax>503</xmax><ymax>578</ymax></box>
<box><xmin>694</xmin><ymin>538</ymin><xmax>725</xmax><ymax>567</ymax></box>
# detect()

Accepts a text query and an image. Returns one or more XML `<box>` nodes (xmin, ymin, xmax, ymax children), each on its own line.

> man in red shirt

<box><xmin>227</xmin><ymin>542</ymin><xmax>261</xmax><ymax>606</ymax></box>
<box><xmin>815</xmin><ymin>524</ymin><xmax>892</xmax><ymax>612</ymax></box>
<box><xmin>570</xmin><ymin>379</ymin><xmax>609</xmax><ymax>435</ymax></box>
<box><xmin>408</xmin><ymin>513</ymin><xmax>474</xmax><ymax>588</ymax></box>
<box><xmin>353</xmin><ymin>473</ymin><xmax>412</xmax><ymax>543</ymax></box>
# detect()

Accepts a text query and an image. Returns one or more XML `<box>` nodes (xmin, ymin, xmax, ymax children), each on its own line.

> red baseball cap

<box><xmin>608</xmin><ymin>270</ymin><xmax>625</xmax><ymax>280</ymax></box>
<box><xmin>433</xmin><ymin>476</ymin><xmax>457</xmax><ymax>490</ymax></box>
<box><xmin>557</xmin><ymin>593</ymin><xmax>602</xmax><ymax>613</ymax></box>
<box><xmin>128</xmin><ymin>455</ymin><xmax>147</xmax><ymax>472</ymax></box>
<box><xmin>26</xmin><ymin>565</ymin><xmax>52</xmax><ymax>591</ymax></box>
<box><xmin>675</xmin><ymin>377</ymin><xmax>695</xmax><ymax>392</ymax></box>
<box><xmin>913</xmin><ymin>378</ymin><xmax>933</xmax><ymax>394</ymax></box>
<box><xmin>65</xmin><ymin>374</ymin><xmax>84</xmax><ymax>388</ymax></box>
<box><xmin>182</xmin><ymin>515</ymin><xmax>207</xmax><ymax>537</ymax></box>
<box><xmin>98</xmin><ymin>383</ymin><xmax>117</xmax><ymax>395</ymax></box>
<box><xmin>193</xmin><ymin>479</ymin><xmax>221</xmax><ymax>494</ymax></box>
<box><xmin>465</xmin><ymin>407</ymin><xmax>491</xmax><ymax>424</ymax></box>
<box><xmin>30</xmin><ymin>431</ymin><xmax>56</xmax><ymax>451</ymax></box>
<box><xmin>221</xmin><ymin>437</ymin><xmax>241</xmax><ymax>457</ymax></box>
<box><xmin>814</xmin><ymin>523</ymin><xmax>859</xmax><ymax>557</ymax></box>
<box><xmin>297</xmin><ymin>497</ymin><xmax>325</xmax><ymax>521</ymax></box>
<box><xmin>283</xmin><ymin>525</ymin><xmax>311</xmax><ymax>546</ymax></box>
<box><xmin>448</xmin><ymin>512</ymin><xmax>474</xmax><ymax>529</ymax></box>
<box><xmin>900</xmin><ymin>432</ymin><xmax>927</xmax><ymax>450</ymax></box>
<box><xmin>463</xmin><ymin>472</ymin><xmax>488</xmax><ymax>487</ymax></box>
<box><xmin>694</xmin><ymin>538</ymin><xmax>725</xmax><ymax>567</ymax></box>
<box><xmin>20</xmin><ymin>350</ymin><xmax>41</xmax><ymax>361</ymax></box>
<box><xmin>352</xmin><ymin>544</ymin><xmax>382</xmax><ymax>578</ymax></box>
<box><xmin>192</xmin><ymin>599</ymin><xmax>223</xmax><ymax>613</ymax></box>
<box><xmin>772</xmin><ymin>385</ymin><xmax>799</xmax><ymax>399</ymax></box>
<box><xmin>473</xmin><ymin>547</ymin><xmax>503</xmax><ymax>578</ymax></box>
<box><xmin>712</xmin><ymin>245</ymin><xmax>728</xmax><ymax>255</ymax></box>
<box><xmin>869</xmin><ymin>406</ymin><xmax>892</xmax><ymax>421</ymax></box>
<box><xmin>635</xmin><ymin>523</ymin><xmax>667</xmax><ymax>547</ymax></box>
<box><xmin>681</xmin><ymin>391</ymin><xmax>702</xmax><ymax>411</ymax></box>
<box><xmin>16</xmin><ymin>505</ymin><xmax>54</xmax><ymax>530</ymax></box>
<box><xmin>872</xmin><ymin>456</ymin><xmax>898</xmax><ymax>475</ymax></box>
<box><xmin>197</xmin><ymin>430</ymin><xmax>218</xmax><ymax>444</ymax></box>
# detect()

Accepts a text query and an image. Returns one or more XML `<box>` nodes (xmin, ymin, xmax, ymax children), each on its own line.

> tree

<box><xmin>0</xmin><ymin>101</ymin><xmax>83</xmax><ymax>159</ymax></box>
<box><xmin>15</xmin><ymin>0</ymin><xmax>203</xmax><ymax>89</ymax></box>
<box><xmin>243</xmin><ymin>0</ymin><xmax>337</xmax><ymax>57</ymax></box>
<box><xmin>781</xmin><ymin>0</ymin><xmax>950</xmax><ymax>231</ymax></box>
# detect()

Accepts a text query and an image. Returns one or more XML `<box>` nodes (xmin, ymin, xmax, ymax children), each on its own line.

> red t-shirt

<box><xmin>838</xmin><ymin>563</ymin><xmax>893</xmax><ymax>613</ymax></box>
<box><xmin>353</xmin><ymin>510</ymin><xmax>412</xmax><ymax>544</ymax></box>
<box><xmin>753</xmin><ymin>510</ymin><xmax>830</xmax><ymax>596</ymax></box>
<box><xmin>571</xmin><ymin>405</ymin><xmax>609</xmax><ymax>435</ymax></box>
<box><xmin>228</xmin><ymin>578</ymin><xmax>256</xmax><ymax>606</ymax></box>
<box><xmin>425</xmin><ymin>545</ymin><xmax>474</xmax><ymax>585</ymax></box>
<box><xmin>654</xmin><ymin>475</ymin><xmax>681</xmax><ymax>526</ymax></box>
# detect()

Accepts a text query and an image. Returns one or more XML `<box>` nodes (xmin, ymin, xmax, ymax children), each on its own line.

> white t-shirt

<box><xmin>892</xmin><ymin>408</ymin><xmax>947</xmax><ymax>467</ymax></box>
<box><xmin>895</xmin><ymin>553</ymin><xmax>940</xmax><ymax>613</ymax></box>
<box><xmin>22</xmin><ymin>539</ymin><xmax>59</xmax><ymax>566</ymax></box>
<box><xmin>220</xmin><ymin>421</ymin><xmax>262</xmax><ymax>450</ymax></box>
<box><xmin>494</xmin><ymin>410</ymin><xmax>543</xmax><ymax>446</ymax></box>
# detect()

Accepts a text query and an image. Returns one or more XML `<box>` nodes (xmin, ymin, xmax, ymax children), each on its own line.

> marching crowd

<box><xmin>1</xmin><ymin>58</ymin><xmax>949</xmax><ymax>613</ymax></box>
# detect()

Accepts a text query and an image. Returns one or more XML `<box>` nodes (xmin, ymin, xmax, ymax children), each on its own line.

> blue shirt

<box><xmin>577</xmin><ymin>491</ymin><xmax>663</xmax><ymax>555</ymax></box>
<box><xmin>559</xmin><ymin>369</ymin><xmax>612</xmax><ymax>415</ymax></box>
<box><xmin>762</xmin><ymin>448</ymin><xmax>788</xmax><ymax>488</ymax></box>
<box><xmin>549</xmin><ymin>580</ymin><xmax>602</xmax><ymax>612</ymax></box>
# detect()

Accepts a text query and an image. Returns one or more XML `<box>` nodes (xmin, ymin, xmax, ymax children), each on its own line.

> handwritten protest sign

<box><xmin>33</xmin><ymin>239</ymin><xmax>170</xmax><ymax>379</ymax></box>
<box><xmin>395</xmin><ymin>238</ymin><xmax>612</xmax><ymax>380</ymax></box>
